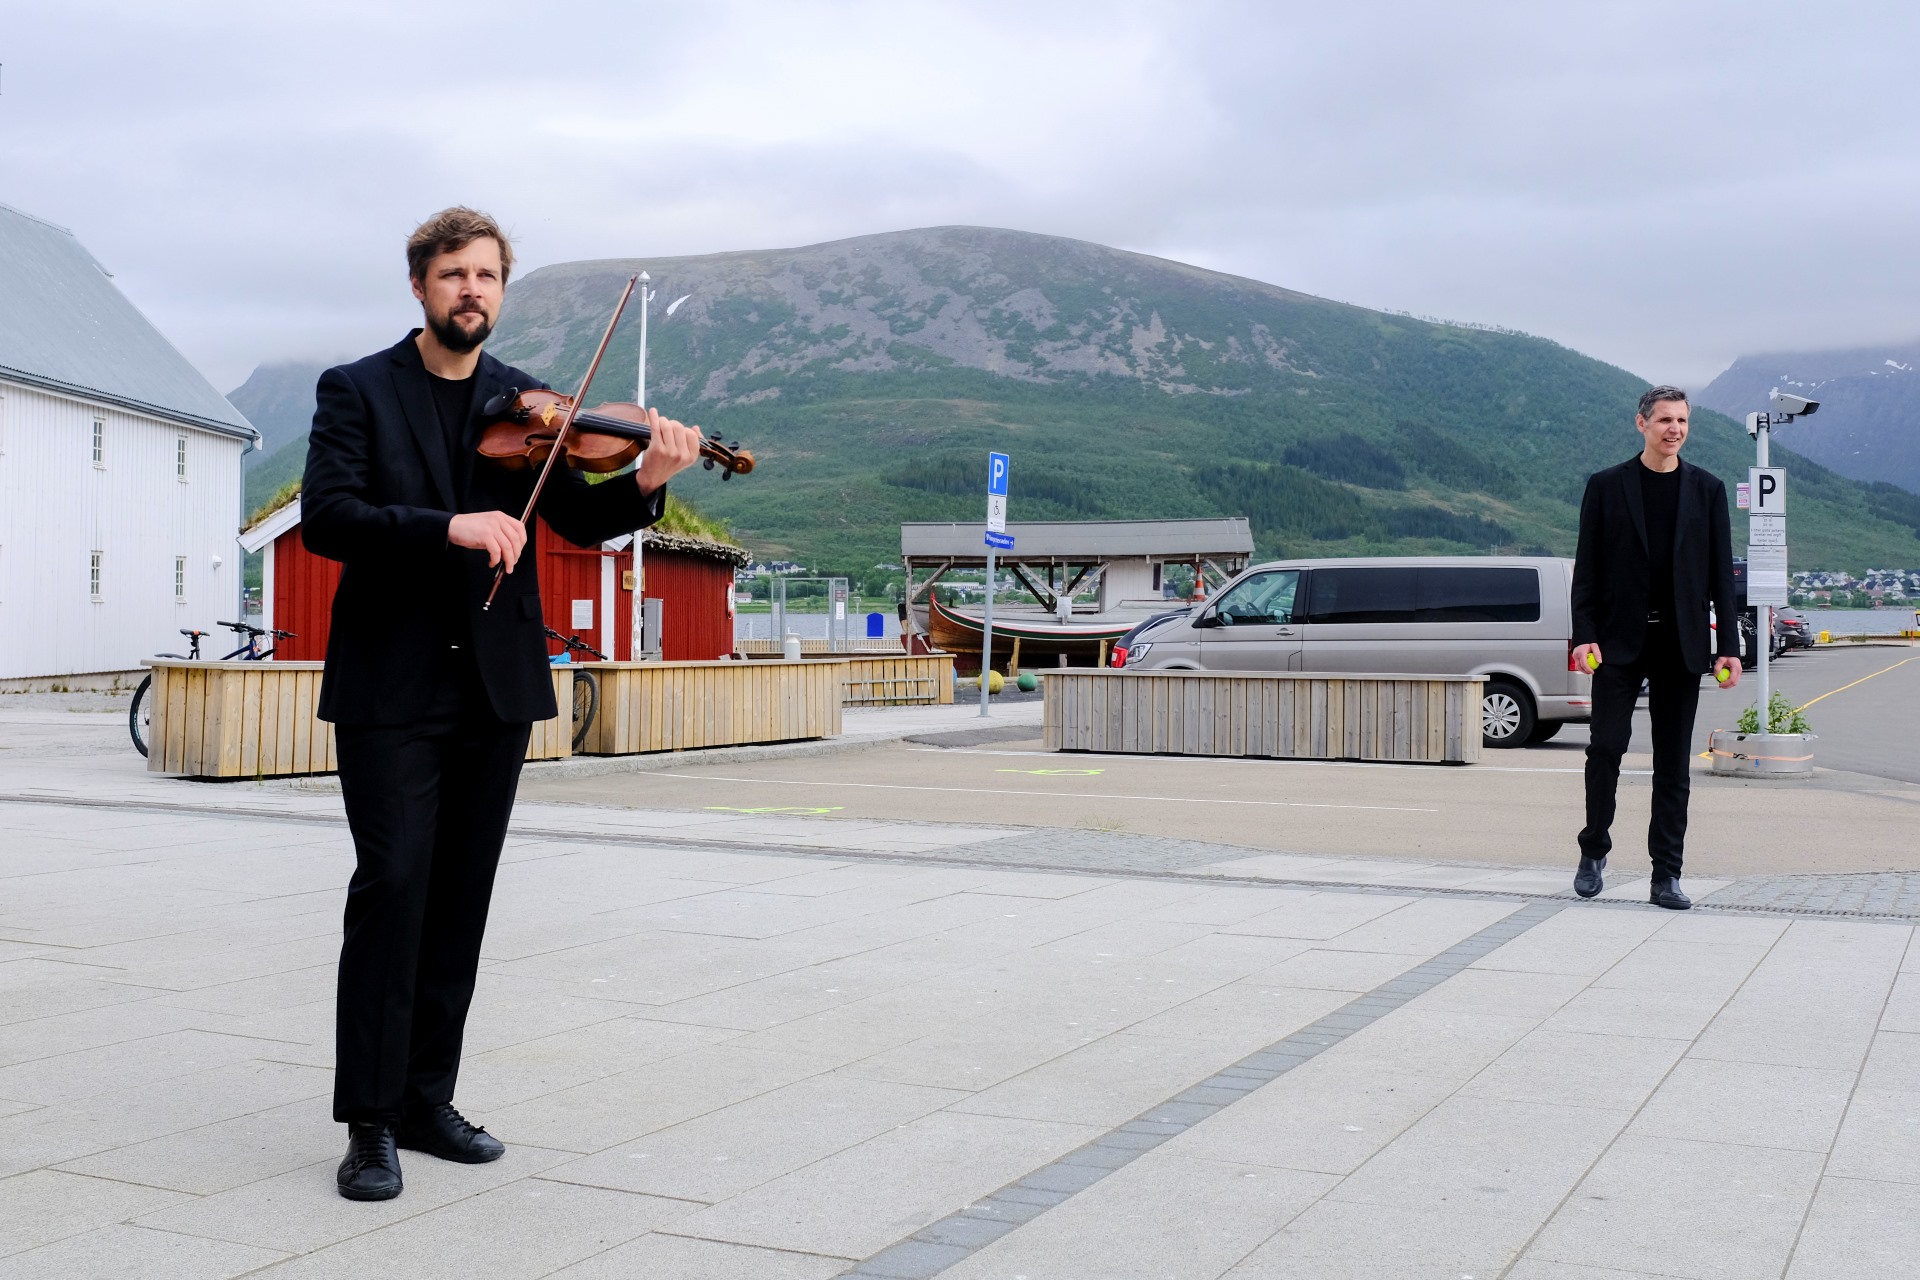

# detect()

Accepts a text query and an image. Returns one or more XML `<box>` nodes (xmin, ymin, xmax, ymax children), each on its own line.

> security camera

<box><xmin>1768</xmin><ymin>389</ymin><xmax>1819</xmax><ymax>417</ymax></box>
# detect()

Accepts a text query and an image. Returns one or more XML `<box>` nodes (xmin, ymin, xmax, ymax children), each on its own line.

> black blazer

<box><xmin>1570</xmin><ymin>455</ymin><xmax>1739</xmax><ymax>674</ymax></box>
<box><xmin>302</xmin><ymin>333</ymin><xmax>664</xmax><ymax>725</ymax></box>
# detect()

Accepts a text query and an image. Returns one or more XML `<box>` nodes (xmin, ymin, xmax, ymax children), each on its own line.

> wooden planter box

<box><xmin>144</xmin><ymin>661</ymin><xmax>572</xmax><ymax>778</ymax></box>
<box><xmin>576</xmin><ymin>659</ymin><xmax>843</xmax><ymax>754</ymax></box>
<box><xmin>1043</xmin><ymin>670</ymin><xmax>1484</xmax><ymax>764</ymax></box>
<box><xmin>840</xmin><ymin>653</ymin><xmax>955</xmax><ymax>706</ymax></box>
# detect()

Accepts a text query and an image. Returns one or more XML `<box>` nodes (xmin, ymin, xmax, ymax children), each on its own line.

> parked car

<box><xmin>1126</xmin><ymin>556</ymin><xmax>1590</xmax><ymax>748</ymax></box>
<box><xmin>1776</xmin><ymin>607</ymin><xmax>1813</xmax><ymax>651</ymax></box>
<box><xmin>1111</xmin><ymin>607</ymin><xmax>1193</xmax><ymax>668</ymax></box>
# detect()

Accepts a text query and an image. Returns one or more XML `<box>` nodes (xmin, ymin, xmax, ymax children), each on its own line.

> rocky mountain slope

<box><xmin>1701</xmin><ymin>343</ymin><xmax>1920</xmax><ymax>498</ymax></box>
<box><xmin>233</xmin><ymin>226</ymin><xmax>1920</xmax><ymax>573</ymax></box>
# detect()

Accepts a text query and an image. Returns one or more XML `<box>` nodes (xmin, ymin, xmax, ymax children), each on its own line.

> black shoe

<box><xmin>1649</xmin><ymin>878</ymin><xmax>1692</xmax><ymax>911</ymax></box>
<box><xmin>397</xmin><ymin>1102</ymin><xmax>505</xmax><ymax>1164</ymax></box>
<box><xmin>337</xmin><ymin>1122</ymin><xmax>402</xmax><ymax>1201</ymax></box>
<box><xmin>1574</xmin><ymin>854</ymin><xmax>1607</xmax><ymax>899</ymax></box>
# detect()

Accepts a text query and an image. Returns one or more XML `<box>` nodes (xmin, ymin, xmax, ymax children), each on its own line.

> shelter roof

<box><xmin>0</xmin><ymin>201</ymin><xmax>257</xmax><ymax>442</ymax></box>
<box><xmin>901</xmin><ymin>518</ymin><xmax>1253</xmax><ymax>564</ymax></box>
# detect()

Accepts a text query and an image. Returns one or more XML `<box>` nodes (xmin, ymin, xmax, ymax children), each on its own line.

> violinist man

<box><xmin>303</xmin><ymin>207</ymin><xmax>701</xmax><ymax>1201</ymax></box>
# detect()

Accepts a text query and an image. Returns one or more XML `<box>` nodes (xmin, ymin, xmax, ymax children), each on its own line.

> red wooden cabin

<box><xmin>239</xmin><ymin>499</ymin><xmax>744</xmax><ymax>663</ymax></box>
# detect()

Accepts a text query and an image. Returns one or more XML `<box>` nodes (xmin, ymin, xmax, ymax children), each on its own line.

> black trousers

<box><xmin>1578</xmin><ymin>622</ymin><xmax>1702</xmax><ymax>881</ymax></box>
<box><xmin>332</xmin><ymin>685</ymin><xmax>530</xmax><ymax>1125</ymax></box>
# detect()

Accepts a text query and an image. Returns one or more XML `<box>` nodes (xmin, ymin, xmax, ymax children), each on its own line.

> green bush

<box><xmin>1736</xmin><ymin>691</ymin><xmax>1810</xmax><ymax>735</ymax></box>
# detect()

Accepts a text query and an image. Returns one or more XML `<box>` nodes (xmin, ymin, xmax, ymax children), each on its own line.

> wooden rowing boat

<box><xmin>925</xmin><ymin>598</ymin><xmax>1132</xmax><ymax>659</ymax></box>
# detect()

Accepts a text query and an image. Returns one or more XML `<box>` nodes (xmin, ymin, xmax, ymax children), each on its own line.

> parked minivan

<box><xmin>1124</xmin><ymin>556</ymin><xmax>1590</xmax><ymax>748</ymax></box>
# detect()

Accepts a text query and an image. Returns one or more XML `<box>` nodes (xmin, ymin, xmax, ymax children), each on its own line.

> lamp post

<box><xmin>630</xmin><ymin>274</ymin><xmax>693</xmax><ymax>659</ymax></box>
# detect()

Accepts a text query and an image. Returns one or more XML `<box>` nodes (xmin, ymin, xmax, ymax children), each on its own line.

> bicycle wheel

<box><xmin>129</xmin><ymin>675</ymin><xmax>153</xmax><ymax>757</ymax></box>
<box><xmin>571</xmin><ymin>670</ymin><xmax>599</xmax><ymax>753</ymax></box>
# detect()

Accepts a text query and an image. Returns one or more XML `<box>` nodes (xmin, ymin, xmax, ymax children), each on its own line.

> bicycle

<box><xmin>130</xmin><ymin>620</ymin><xmax>295</xmax><ymax>757</ymax></box>
<box><xmin>545</xmin><ymin>627</ymin><xmax>606</xmax><ymax>752</ymax></box>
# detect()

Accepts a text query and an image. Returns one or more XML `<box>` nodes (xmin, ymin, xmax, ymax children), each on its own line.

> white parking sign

<box><xmin>1749</xmin><ymin>468</ymin><xmax>1786</xmax><ymax>515</ymax></box>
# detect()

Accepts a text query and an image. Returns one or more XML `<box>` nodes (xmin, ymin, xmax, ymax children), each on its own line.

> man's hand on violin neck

<box><xmin>634</xmin><ymin>408</ymin><xmax>703</xmax><ymax>498</ymax></box>
<box><xmin>449</xmin><ymin>511</ymin><xmax>527</xmax><ymax>573</ymax></box>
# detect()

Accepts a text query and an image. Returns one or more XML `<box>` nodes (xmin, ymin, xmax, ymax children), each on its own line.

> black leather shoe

<box><xmin>397</xmin><ymin>1102</ymin><xmax>505</xmax><ymax>1164</ymax></box>
<box><xmin>1574</xmin><ymin>854</ymin><xmax>1607</xmax><ymax>899</ymax></box>
<box><xmin>1649</xmin><ymin>878</ymin><xmax>1692</xmax><ymax>910</ymax></box>
<box><xmin>337</xmin><ymin>1122</ymin><xmax>402</xmax><ymax>1201</ymax></box>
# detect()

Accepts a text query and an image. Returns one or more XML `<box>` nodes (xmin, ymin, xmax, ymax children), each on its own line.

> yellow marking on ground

<box><xmin>1795</xmin><ymin>656</ymin><xmax>1919</xmax><ymax>713</ymax></box>
<box><xmin>661</xmin><ymin>773</ymin><xmax>1438</xmax><ymax>813</ymax></box>
<box><xmin>704</xmin><ymin>805</ymin><xmax>845</xmax><ymax>815</ymax></box>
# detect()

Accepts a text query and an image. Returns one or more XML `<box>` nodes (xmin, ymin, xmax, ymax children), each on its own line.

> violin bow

<box><xmin>482</xmin><ymin>274</ymin><xmax>639</xmax><ymax>611</ymax></box>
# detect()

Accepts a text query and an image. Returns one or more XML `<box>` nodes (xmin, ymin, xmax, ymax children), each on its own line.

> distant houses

<box><xmin>1792</xmin><ymin>568</ymin><xmax>1920</xmax><ymax>606</ymax></box>
<box><xmin>0</xmin><ymin>201</ymin><xmax>258</xmax><ymax>686</ymax></box>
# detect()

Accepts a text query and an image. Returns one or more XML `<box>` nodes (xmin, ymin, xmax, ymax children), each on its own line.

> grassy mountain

<box><xmin>1701</xmin><ymin>342</ymin><xmax>1920</xmax><ymax>499</ymax></box>
<box><xmin>246</xmin><ymin>226</ymin><xmax>1920</xmax><ymax>576</ymax></box>
<box><xmin>228</xmin><ymin>359</ymin><xmax>332</xmax><ymax>516</ymax></box>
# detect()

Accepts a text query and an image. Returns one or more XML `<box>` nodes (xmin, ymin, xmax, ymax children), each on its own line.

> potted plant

<box><xmin>1709</xmin><ymin>691</ymin><xmax>1814</xmax><ymax>777</ymax></box>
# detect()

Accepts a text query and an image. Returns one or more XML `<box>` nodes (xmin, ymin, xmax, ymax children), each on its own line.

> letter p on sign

<box><xmin>1749</xmin><ymin>468</ymin><xmax>1786</xmax><ymax>515</ymax></box>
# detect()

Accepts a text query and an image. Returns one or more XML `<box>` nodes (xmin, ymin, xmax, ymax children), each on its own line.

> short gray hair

<box><xmin>1637</xmin><ymin>386</ymin><xmax>1688</xmax><ymax>419</ymax></box>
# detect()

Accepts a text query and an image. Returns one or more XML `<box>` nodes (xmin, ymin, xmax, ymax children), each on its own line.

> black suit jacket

<box><xmin>1570</xmin><ymin>455</ymin><xmax>1739</xmax><ymax>674</ymax></box>
<box><xmin>302</xmin><ymin>333</ymin><xmax>664</xmax><ymax>725</ymax></box>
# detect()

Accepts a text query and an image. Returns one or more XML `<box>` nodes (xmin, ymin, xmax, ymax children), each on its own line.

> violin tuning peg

<box><xmin>721</xmin><ymin>469</ymin><xmax>733</xmax><ymax>481</ymax></box>
<box><xmin>703</xmin><ymin>457</ymin><xmax>715</xmax><ymax>470</ymax></box>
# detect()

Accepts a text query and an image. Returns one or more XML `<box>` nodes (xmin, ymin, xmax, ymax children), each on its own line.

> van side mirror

<box><xmin>1190</xmin><ymin>609</ymin><xmax>1220</xmax><ymax>629</ymax></box>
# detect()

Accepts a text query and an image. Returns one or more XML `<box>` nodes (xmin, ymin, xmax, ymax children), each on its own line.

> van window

<box><xmin>1305</xmin><ymin>565</ymin><xmax>1541</xmax><ymax>624</ymax></box>
<box><xmin>1211</xmin><ymin>570</ymin><xmax>1301</xmax><ymax>626</ymax></box>
<box><xmin>1304</xmin><ymin>567</ymin><xmax>1416</xmax><ymax>624</ymax></box>
<box><xmin>1419</xmin><ymin>566</ymin><xmax>1540</xmax><ymax>622</ymax></box>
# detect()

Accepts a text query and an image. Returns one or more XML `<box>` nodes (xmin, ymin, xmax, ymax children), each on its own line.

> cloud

<box><xmin>4</xmin><ymin>0</ymin><xmax>1916</xmax><ymax>390</ymax></box>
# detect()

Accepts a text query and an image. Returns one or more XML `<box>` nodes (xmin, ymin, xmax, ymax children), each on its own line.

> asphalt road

<box><xmin>520</xmin><ymin>644</ymin><xmax>1920</xmax><ymax>878</ymax></box>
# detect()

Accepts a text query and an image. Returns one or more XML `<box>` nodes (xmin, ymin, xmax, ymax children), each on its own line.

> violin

<box><xmin>476</xmin><ymin>388</ymin><xmax>754</xmax><ymax>480</ymax></box>
<box><xmin>474</xmin><ymin>273</ymin><xmax>754</xmax><ymax>611</ymax></box>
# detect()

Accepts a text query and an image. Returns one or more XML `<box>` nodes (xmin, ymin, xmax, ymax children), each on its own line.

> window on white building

<box><xmin>176</xmin><ymin>435</ymin><xmax>188</xmax><ymax>481</ymax></box>
<box><xmin>90</xmin><ymin>551</ymin><xmax>103</xmax><ymax>600</ymax></box>
<box><xmin>174</xmin><ymin>556</ymin><xmax>187</xmax><ymax>601</ymax></box>
<box><xmin>92</xmin><ymin>419</ymin><xmax>104</xmax><ymax>467</ymax></box>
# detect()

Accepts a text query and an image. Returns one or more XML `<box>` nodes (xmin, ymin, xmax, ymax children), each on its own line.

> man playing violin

<box><xmin>303</xmin><ymin>207</ymin><xmax>702</xmax><ymax>1201</ymax></box>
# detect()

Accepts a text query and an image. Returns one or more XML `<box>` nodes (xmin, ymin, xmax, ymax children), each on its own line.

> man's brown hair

<box><xmin>406</xmin><ymin>207</ymin><xmax>514</xmax><ymax>285</ymax></box>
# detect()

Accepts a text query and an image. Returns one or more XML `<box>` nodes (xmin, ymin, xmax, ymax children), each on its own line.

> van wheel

<box><xmin>1482</xmin><ymin>681</ymin><xmax>1535</xmax><ymax>749</ymax></box>
<box><xmin>1526</xmin><ymin>719</ymin><xmax>1563</xmax><ymax>744</ymax></box>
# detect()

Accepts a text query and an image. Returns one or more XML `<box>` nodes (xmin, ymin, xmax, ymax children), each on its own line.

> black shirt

<box><xmin>427</xmin><ymin>372</ymin><xmax>476</xmax><ymax>493</ymax></box>
<box><xmin>425</xmin><ymin>372</ymin><xmax>479</xmax><ymax>668</ymax></box>
<box><xmin>1639</xmin><ymin>459</ymin><xmax>1681</xmax><ymax>619</ymax></box>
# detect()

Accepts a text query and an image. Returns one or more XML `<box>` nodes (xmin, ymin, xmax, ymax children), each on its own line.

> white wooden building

<box><xmin>0</xmin><ymin>201</ymin><xmax>259</xmax><ymax>686</ymax></box>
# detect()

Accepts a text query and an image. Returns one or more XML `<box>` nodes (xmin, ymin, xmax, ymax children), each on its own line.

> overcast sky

<box><xmin>4</xmin><ymin>0</ymin><xmax>1917</xmax><ymax>392</ymax></box>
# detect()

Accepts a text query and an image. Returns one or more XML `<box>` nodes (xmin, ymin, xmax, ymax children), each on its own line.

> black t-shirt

<box><xmin>1639</xmin><ymin>460</ymin><xmax>1681</xmax><ymax>619</ymax></box>
<box><xmin>425</xmin><ymin>372</ymin><xmax>479</xmax><ymax>665</ymax></box>
<box><xmin>427</xmin><ymin>372</ymin><xmax>475</xmax><ymax>491</ymax></box>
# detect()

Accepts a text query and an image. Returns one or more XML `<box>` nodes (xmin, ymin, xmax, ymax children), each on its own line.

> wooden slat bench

<box><xmin>575</xmin><ymin>659</ymin><xmax>844</xmax><ymax>754</ymax></box>
<box><xmin>1043</xmin><ymin>670</ymin><xmax>1484</xmax><ymax>764</ymax></box>
<box><xmin>143</xmin><ymin>661</ymin><xmax>573</xmax><ymax>778</ymax></box>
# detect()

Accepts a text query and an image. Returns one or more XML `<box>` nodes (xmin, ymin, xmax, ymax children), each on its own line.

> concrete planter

<box><xmin>1708</xmin><ymin>728</ymin><xmax>1815</xmax><ymax>778</ymax></box>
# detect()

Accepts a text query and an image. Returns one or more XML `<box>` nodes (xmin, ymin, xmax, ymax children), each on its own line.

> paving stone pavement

<box><xmin>1705</xmin><ymin>871</ymin><xmax>1920</xmax><ymax>918</ymax></box>
<box><xmin>5</xmin><ymin>774</ymin><xmax>1920</xmax><ymax>1280</ymax></box>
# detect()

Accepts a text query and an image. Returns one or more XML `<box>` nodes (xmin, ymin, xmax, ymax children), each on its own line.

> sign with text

<box><xmin>984</xmin><ymin>530</ymin><xmax>1015</xmax><ymax>550</ymax></box>
<box><xmin>1748</xmin><ymin>468</ymin><xmax>1786</xmax><ymax>515</ymax></box>
<box><xmin>1748</xmin><ymin>515</ymin><xmax>1786</xmax><ymax>547</ymax></box>
<box><xmin>986</xmin><ymin>452</ymin><xmax>1010</xmax><ymax>534</ymax></box>
<box><xmin>1746</xmin><ymin>544</ymin><xmax>1790</xmax><ymax>607</ymax></box>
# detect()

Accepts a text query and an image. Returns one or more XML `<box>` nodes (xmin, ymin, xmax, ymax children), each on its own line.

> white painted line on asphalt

<box><xmin>905</xmin><ymin>747</ymin><xmax>1652</xmax><ymax>776</ymax></box>
<box><xmin>648</xmin><ymin>773</ymin><xmax>1440</xmax><ymax>813</ymax></box>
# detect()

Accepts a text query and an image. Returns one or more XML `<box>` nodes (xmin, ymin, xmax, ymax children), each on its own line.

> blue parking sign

<box><xmin>987</xmin><ymin>452</ymin><xmax>1009</xmax><ymax>496</ymax></box>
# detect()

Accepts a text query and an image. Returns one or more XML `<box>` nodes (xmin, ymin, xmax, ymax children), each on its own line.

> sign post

<box><xmin>981</xmin><ymin>452</ymin><xmax>1010</xmax><ymax>717</ymax></box>
<box><xmin>1744</xmin><ymin>403</ymin><xmax>1803</xmax><ymax>725</ymax></box>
